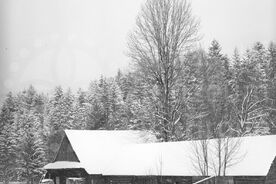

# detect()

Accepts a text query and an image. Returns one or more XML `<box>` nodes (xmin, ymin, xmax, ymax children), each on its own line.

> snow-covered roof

<box><xmin>44</xmin><ymin>130</ymin><xmax>157</xmax><ymax>174</ymax></box>
<box><xmin>44</xmin><ymin>161</ymin><xmax>83</xmax><ymax>170</ymax></box>
<box><xmin>44</xmin><ymin>130</ymin><xmax>276</xmax><ymax>176</ymax></box>
<box><xmin>105</xmin><ymin>135</ymin><xmax>276</xmax><ymax>176</ymax></box>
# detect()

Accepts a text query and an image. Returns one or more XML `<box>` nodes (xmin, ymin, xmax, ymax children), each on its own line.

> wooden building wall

<box><xmin>46</xmin><ymin>169</ymin><xmax>90</xmax><ymax>184</ymax></box>
<box><xmin>192</xmin><ymin>176</ymin><xmax>265</xmax><ymax>184</ymax></box>
<box><xmin>92</xmin><ymin>176</ymin><xmax>192</xmax><ymax>184</ymax></box>
<box><xmin>233</xmin><ymin>176</ymin><xmax>265</xmax><ymax>184</ymax></box>
<box><xmin>45</xmin><ymin>171</ymin><xmax>268</xmax><ymax>184</ymax></box>
<box><xmin>54</xmin><ymin>135</ymin><xmax>79</xmax><ymax>162</ymax></box>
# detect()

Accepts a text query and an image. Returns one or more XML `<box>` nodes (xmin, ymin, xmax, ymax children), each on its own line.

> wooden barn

<box><xmin>43</xmin><ymin>130</ymin><xmax>276</xmax><ymax>184</ymax></box>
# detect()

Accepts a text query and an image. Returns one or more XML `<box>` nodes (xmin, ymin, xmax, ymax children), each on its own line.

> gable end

<box><xmin>54</xmin><ymin>134</ymin><xmax>80</xmax><ymax>162</ymax></box>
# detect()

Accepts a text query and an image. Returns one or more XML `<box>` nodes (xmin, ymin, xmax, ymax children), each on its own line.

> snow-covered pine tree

<box><xmin>73</xmin><ymin>88</ymin><xmax>88</xmax><ymax>130</ymax></box>
<box><xmin>267</xmin><ymin>42</ymin><xmax>276</xmax><ymax>134</ymax></box>
<box><xmin>99</xmin><ymin>77</ymin><xmax>111</xmax><ymax>129</ymax></box>
<box><xmin>47</xmin><ymin>86</ymin><xmax>75</xmax><ymax>131</ymax></box>
<box><xmin>180</xmin><ymin>49</ymin><xmax>206</xmax><ymax>140</ymax></box>
<box><xmin>252</xmin><ymin>42</ymin><xmax>268</xmax><ymax>86</ymax></box>
<box><xmin>268</xmin><ymin>42</ymin><xmax>276</xmax><ymax>80</ymax></box>
<box><xmin>86</xmin><ymin>80</ymin><xmax>106</xmax><ymax>129</ymax></box>
<box><xmin>124</xmin><ymin>74</ymin><xmax>158</xmax><ymax>132</ymax></box>
<box><xmin>207</xmin><ymin>40</ymin><xmax>232</xmax><ymax>137</ymax></box>
<box><xmin>115</xmin><ymin>70</ymin><xmax>133</xmax><ymax>101</ymax></box>
<box><xmin>231</xmin><ymin>48</ymin><xmax>242</xmax><ymax>97</ymax></box>
<box><xmin>0</xmin><ymin>92</ymin><xmax>17</xmax><ymax>129</ymax></box>
<box><xmin>17</xmin><ymin>111</ymin><xmax>46</xmax><ymax>184</ymax></box>
<box><xmin>16</xmin><ymin>86</ymin><xmax>47</xmax><ymax>135</ymax></box>
<box><xmin>0</xmin><ymin>93</ymin><xmax>18</xmax><ymax>184</ymax></box>
<box><xmin>48</xmin><ymin>86</ymin><xmax>64</xmax><ymax>131</ymax></box>
<box><xmin>0</xmin><ymin>122</ymin><xmax>18</xmax><ymax>184</ymax></box>
<box><xmin>193</xmin><ymin>40</ymin><xmax>230</xmax><ymax>138</ymax></box>
<box><xmin>19</xmin><ymin>86</ymin><xmax>37</xmax><ymax>111</ymax></box>
<box><xmin>46</xmin><ymin>86</ymin><xmax>67</xmax><ymax>161</ymax></box>
<box><xmin>107</xmin><ymin>78</ymin><xmax>126</xmax><ymax>129</ymax></box>
<box><xmin>16</xmin><ymin>86</ymin><xmax>50</xmax><ymax>161</ymax></box>
<box><xmin>62</xmin><ymin>89</ymin><xmax>75</xmax><ymax>129</ymax></box>
<box><xmin>230</xmin><ymin>43</ymin><xmax>270</xmax><ymax>136</ymax></box>
<box><xmin>87</xmin><ymin>77</ymin><xmax>128</xmax><ymax>130</ymax></box>
<box><xmin>232</xmin><ymin>48</ymin><xmax>241</xmax><ymax>69</ymax></box>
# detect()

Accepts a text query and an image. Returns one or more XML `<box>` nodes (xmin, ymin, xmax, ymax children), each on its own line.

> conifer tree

<box><xmin>124</xmin><ymin>77</ymin><xmax>157</xmax><ymax>131</ymax></box>
<box><xmin>267</xmin><ymin>42</ymin><xmax>276</xmax><ymax>133</ymax></box>
<box><xmin>0</xmin><ymin>122</ymin><xmax>18</xmax><ymax>184</ymax></box>
<box><xmin>87</xmin><ymin>79</ymin><xmax>107</xmax><ymax>129</ymax></box>
<box><xmin>17</xmin><ymin>112</ymin><xmax>46</xmax><ymax>184</ymax></box>
<box><xmin>108</xmin><ymin>79</ymin><xmax>126</xmax><ymax>129</ymax></box>
<box><xmin>17</xmin><ymin>86</ymin><xmax>47</xmax><ymax>134</ymax></box>
<box><xmin>0</xmin><ymin>93</ymin><xmax>18</xmax><ymax>184</ymax></box>
<box><xmin>74</xmin><ymin>88</ymin><xmax>88</xmax><ymax>130</ymax></box>
<box><xmin>87</xmin><ymin>77</ymin><xmax>128</xmax><ymax>130</ymax></box>
<box><xmin>0</xmin><ymin>92</ymin><xmax>17</xmax><ymax>129</ymax></box>
<box><xmin>196</xmin><ymin>40</ymin><xmax>230</xmax><ymax>138</ymax></box>
<box><xmin>230</xmin><ymin>43</ymin><xmax>270</xmax><ymax>135</ymax></box>
<box><xmin>48</xmin><ymin>86</ymin><xmax>67</xmax><ymax>131</ymax></box>
<box><xmin>62</xmin><ymin>89</ymin><xmax>75</xmax><ymax>129</ymax></box>
<box><xmin>47</xmin><ymin>86</ymin><xmax>67</xmax><ymax>161</ymax></box>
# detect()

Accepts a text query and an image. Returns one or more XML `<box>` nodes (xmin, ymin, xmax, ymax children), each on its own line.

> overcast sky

<box><xmin>0</xmin><ymin>0</ymin><xmax>275</xmax><ymax>99</ymax></box>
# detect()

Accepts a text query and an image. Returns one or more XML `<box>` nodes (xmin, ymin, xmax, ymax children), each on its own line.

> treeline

<box><xmin>0</xmin><ymin>40</ymin><xmax>276</xmax><ymax>183</ymax></box>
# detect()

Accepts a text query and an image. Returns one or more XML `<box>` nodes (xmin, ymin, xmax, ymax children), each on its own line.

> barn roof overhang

<box><xmin>44</xmin><ymin>161</ymin><xmax>84</xmax><ymax>170</ymax></box>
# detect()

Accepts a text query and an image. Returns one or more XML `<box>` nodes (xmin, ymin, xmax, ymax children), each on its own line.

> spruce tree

<box><xmin>87</xmin><ymin>80</ymin><xmax>107</xmax><ymax>129</ymax></box>
<box><xmin>0</xmin><ymin>93</ymin><xmax>18</xmax><ymax>184</ymax></box>
<box><xmin>107</xmin><ymin>79</ymin><xmax>126</xmax><ymax>129</ymax></box>
<box><xmin>199</xmin><ymin>40</ymin><xmax>230</xmax><ymax>137</ymax></box>
<box><xmin>47</xmin><ymin>86</ymin><xmax>67</xmax><ymax>161</ymax></box>
<box><xmin>230</xmin><ymin>43</ymin><xmax>270</xmax><ymax>135</ymax></box>
<box><xmin>74</xmin><ymin>88</ymin><xmax>88</xmax><ymax>130</ymax></box>
<box><xmin>267</xmin><ymin>42</ymin><xmax>276</xmax><ymax>134</ymax></box>
<box><xmin>62</xmin><ymin>89</ymin><xmax>75</xmax><ymax>129</ymax></box>
<box><xmin>17</xmin><ymin>112</ymin><xmax>46</xmax><ymax>184</ymax></box>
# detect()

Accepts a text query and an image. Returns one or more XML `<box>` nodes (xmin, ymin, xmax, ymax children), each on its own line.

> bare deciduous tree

<box><xmin>191</xmin><ymin>127</ymin><xmax>244</xmax><ymax>177</ymax></box>
<box><xmin>211</xmin><ymin>136</ymin><xmax>243</xmax><ymax>176</ymax></box>
<box><xmin>230</xmin><ymin>86</ymin><xmax>270</xmax><ymax>136</ymax></box>
<box><xmin>191</xmin><ymin>139</ymin><xmax>209</xmax><ymax>176</ymax></box>
<box><xmin>127</xmin><ymin>0</ymin><xmax>200</xmax><ymax>141</ymax></box>
<box><xmin>155</xmin><ymin>155</ymin><xmax>164</xmax><ymax>183</ymax></box>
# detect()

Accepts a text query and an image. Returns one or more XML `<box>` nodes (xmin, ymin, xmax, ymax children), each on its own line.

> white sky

<box><xmin>0</xmin><ymin>0</ymin><xmax>275</xmax><ymax>98</ymax></box>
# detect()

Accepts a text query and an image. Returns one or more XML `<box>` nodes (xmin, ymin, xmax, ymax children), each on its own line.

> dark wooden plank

<box><xmin>54</xmin><ymin>135</ymin><xmax>79</xmax><ymax>162</ymax></box>
<box><xmin>234</xmin><ymin>176</ymin><xmax>265</xmax><ymax>184</ymax></box>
